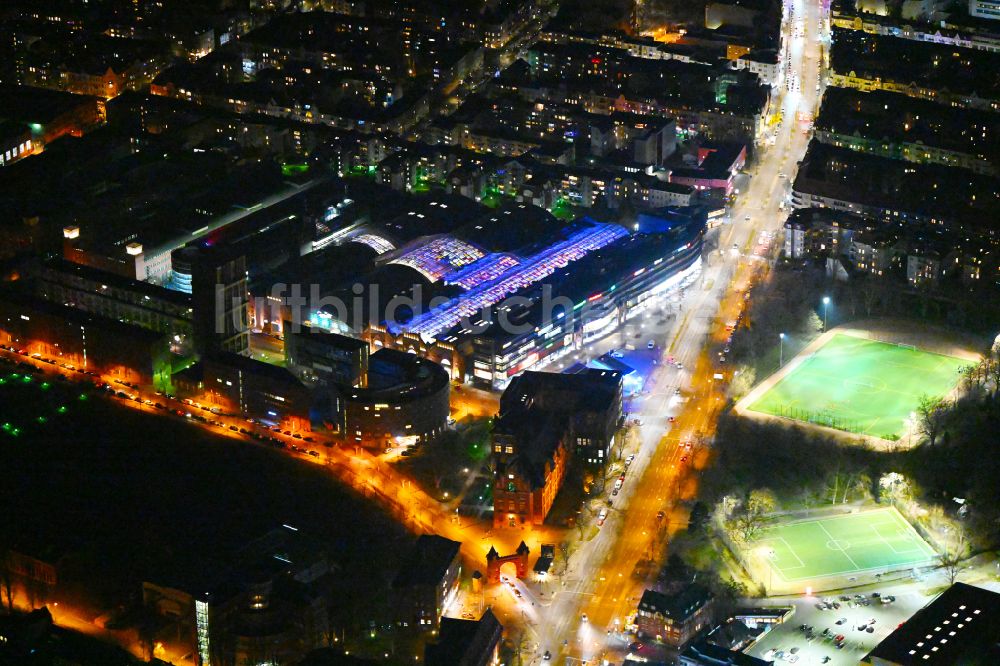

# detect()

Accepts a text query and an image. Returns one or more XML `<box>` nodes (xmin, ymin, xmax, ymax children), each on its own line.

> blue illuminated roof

<box><xmin>388</xmin><ymin>235</ymin><xmax>485</xmax><ymax>282</ymax></box>
<box><xmin>390</xmin><ymin>220</ymin><xmax>628</xmax><ymax>338</ymax></box>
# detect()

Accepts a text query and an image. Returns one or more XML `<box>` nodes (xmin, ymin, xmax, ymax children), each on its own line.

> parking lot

<box><xmin>746</xmin><ymin>585</ymin><xmax>933</xmax><ymax>665</ymax></box>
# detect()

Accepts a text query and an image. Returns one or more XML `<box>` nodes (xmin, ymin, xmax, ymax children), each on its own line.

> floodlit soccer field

<box><xmin>747</xmin><ymin>334</ymin><xmax>968</xmax><ymax>439</ymax></box>
<box><xmin>755</xmin><ymin>508</ymin><xmax>936</xmax><ymax>583</ymax></box>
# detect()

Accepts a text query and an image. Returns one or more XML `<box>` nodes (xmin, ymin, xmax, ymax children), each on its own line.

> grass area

<box><xmin>0</xmin><ymin>359</ymin><xmax>409</xmax><ymax>626</ymax></box>
<box><xmin>393</xmin><ymin>418</ymin><xmax>491</xmax><ymax>499</ymax></box>
<box><xmin>0</xmin><ymin>369</ymin><xmax>77</xmax><ymax>437</ymax></box>
<box><xmin>754</xmin><ymin>507</ymin><xmax>936</xmax><ymax>582</ymax></box>
<box><xmin>280</xmin><ymin>162</ymin><xmax>309</xmax><ymax>176</ymax></box>
<box><xmin>747</xmin><ymin>334</ymin><xmax>968</xmax><ymax>439</ymax></box>
<box><xmin>550</xmin><ymin>197</ymin><xmax>577</xmax><ymax>221</ymax></box>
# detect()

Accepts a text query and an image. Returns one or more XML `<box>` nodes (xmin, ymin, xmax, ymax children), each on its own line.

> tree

<box><xmin>879</xmin><ymin>472</ymin><xmax>912</xmax><ymax>507</ymax></box>
<box><xmin>729</xmin><ymin>511</ymin><xmax>766</xmax><ymax>543</ymax></box>
<box><xmin>860</xmin><ymin>276</ymin><xmax>882</xmax><ymax>317</ymax></box>
<box><xmin>747</xmin><ymin>488</ymin><xmax>777</xmax><ymax>515</ymax></box>
<box><xmin>614</xmin><ymin>423</ymin><xmax>633</xmax><ymax>460</ymax></box>
<box><xmin>917</xmin><ymin>395</ymin><xmax>949</xmax><ymax>446</ymax></box>
<box><xmin>688</xmin><ymin>501</ymin><xmax>709</xmax><ymax>534</ymax></box>
<box><xmin>939</xmin><ymin>540</ymin><xmax>969</xmax><ymax>586</ymax></box>
<box><xmin>557</xmin><ymin>541</ymin><xmax>571</xmax><ymax>577</ymax></box>
<box><xmin>726</xmin><ymin>489</ymin><xmax>777</xmax><ymax>543</ymax></box>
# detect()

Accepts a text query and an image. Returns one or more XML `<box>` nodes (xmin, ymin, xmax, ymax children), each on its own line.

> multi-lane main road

<box><xmin>516</xmin><ymin>0</ymin><xmax>829</xmax><ymax>661</ymax></box>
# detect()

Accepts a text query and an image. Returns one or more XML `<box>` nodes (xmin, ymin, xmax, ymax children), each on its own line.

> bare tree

<box><xmin>917</xmin><ymin>395</ymin><xmax>949</xmax><ymax>446</ymax></box>
<box><xmin>557</xmin><ymin>541</ymin><xmax>571</xmax><ymax>577</ymax></box>
<box><xmin>939</xmin><ymin>540</ymin><xmax>969</xmax><ymax>586</ymax></box>
<box><xmin>726</xmin><ymin>489</ymin><xmax>777</xmax><ymax>543</ymax></box>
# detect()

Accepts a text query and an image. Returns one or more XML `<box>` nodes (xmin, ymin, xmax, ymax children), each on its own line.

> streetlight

<box><xmin>779</xmin><ymin>333</ymin><xmax>786</xmax><ymax>368</ymax></box>
<box><xmin>822</xmin><ymin>296</ymin><xmax>830</xmax><ymax>332</ymax></box>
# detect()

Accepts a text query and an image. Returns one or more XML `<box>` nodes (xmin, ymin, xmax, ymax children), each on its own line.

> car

<box><xmin>303</xmin><ymin>436</ymin><xmax>315</xmax><ymax>443</ymax></box>
<box><xmin>835</xmin><ymin>642</ymin><xmax>845</xmax><ymax>650</ymax></box>
<box><xmin>834</xmin><ymin>635</ymin><xmax>845</xmax><ymax>642</ymax></box>
<box><xmin>612</xmin><ymin>487</ymin><xmax>619</xmax><ymax>496</ymax></box>
<box><xmin>745</xmin><ymin>214</ymin><xmax>751</xmax><ymax>220</ymax></box>
<box><xmin>647</xmin><ymin>340</ymin><xmax>655</xmax><ymax>349</ymax></box>
<box><xmin>867</xmin><ymin>626</ymin><xmax>874</xmax><ymax>633</ymax></box>
<box><xmin>667</xmin><ymin>416</ymin><xmax>676</xmax><ymax>422</ymax></box>
<box><xmin>656</xmin><ymin>510</ymin><xmax>665</xmax><ymax>520</ymax></box>
<box><xmin>619</xmin><ymin>473</ymin><xmax>626</xmax><ymax>482</ymax></box>
<box><xmin>821</xmin><ymin>658</ymin><xmax>832</xmax><ymax>664</ymax></box>
<box><xmin>514</xmin><ymin>589</ymin><xmax>522</xmax><ymax>597</ymax></box>
<box><xmin>597</xmin><ymin>510</ymin><xmax>608</xmax><ymax>526</ymax></box>
<box><xmin>229</xmin><ymin>425</ymin><xmax>239</xmax><ymax>432</ymax></box>
<box><xmin>308</xmin><ymin>450</ymin><xmax>319</xmax><ymax>457</ymax></box>
<box><xmin>610</xmin><ymin>349</ymin><xmax>624</xmax><ymax>358</ymax></box>
<box><xmin>787</xmin><ymin>656</ymin><xmax>799</xmax><ymax>664</ymax></box>
<box><xmin>835</xmin><ymin>618</ymin><xmax>847</xmax><ymax>625</ymax></box>
<box><xmin>674</xmin><ymin>388</ymin><xmax>681</xmax><ymax>396</ymax></box>
<box><xmin>293</xmin><ymin>433</ymin><xmax>303</xmax><ymax>439</ymax></box>
<box><xmin>401</xmin><ymin>449</ymin><xmax>414</xmax><ymax>457</ymax></box>
<box><xmin>581</xmin><ymin>613</ymin><xmax>588</xmax><ymax>623</ymax></box>
<box><xmin>625</xmin><ymin>454</ymin><xmax>635</xmax><ymax>466</ymax></box>
<box><xmin>543</xmin><ymin>651</ymin><xmax>552</xmax><ymax>661</ymax></box>
<box><xmin>614</xmin><ymin>479</ymin><xmax>623</xmax><ymax>491</ymax></box>
<box><xmin>680</xmin><ymin>455</ymin><xmax>689</xmax><ymax>462</ymax></box>
<box><xmin>675</xmin><ymin>361</ymin><xmax>683</xmax><ymax>369</ymax></box>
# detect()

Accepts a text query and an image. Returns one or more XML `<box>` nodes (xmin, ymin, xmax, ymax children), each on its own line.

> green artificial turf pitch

<box><xmin>754</xmin><ymin>508</ymin><xmax>936</xmax><ymax>582</ymax></box>
<box><xmin>747</xmin><ymin>334</ymin><xmax>968</xmax><ymax>439</ymax></box>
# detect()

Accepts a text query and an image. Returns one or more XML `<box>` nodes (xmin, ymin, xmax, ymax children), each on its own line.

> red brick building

<box><xmin>636</xmin><ymin>585</ymin><xmax>715</xmax><ymax>649</ymax></box>
<box><xmin>491</xmin><ymin>370</ymin><xmax>622</xmax><ymax>528</ymax></box>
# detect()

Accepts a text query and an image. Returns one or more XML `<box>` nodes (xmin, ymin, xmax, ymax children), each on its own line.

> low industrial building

<box><xmin>862</xmin><ymin>583</ymin><xmax>1000</xmax><ymax>665</ymax></box>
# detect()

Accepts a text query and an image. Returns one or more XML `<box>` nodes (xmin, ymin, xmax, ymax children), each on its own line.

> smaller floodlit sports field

<box><xmin>747</xmin><ymin>333</ymin><xmax>968</xmax><ymax>439</ymax></box>
<box><xmin>754</xmin><ymin>508</ymin><xmax>936</xmax><ymax>584</ymax></box>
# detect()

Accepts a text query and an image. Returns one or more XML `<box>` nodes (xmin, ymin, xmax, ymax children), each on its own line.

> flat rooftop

<box><xmin>864</xmin><ymin>583</ymin><xmax>1000</xmax><ymax>665</ymax></box>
